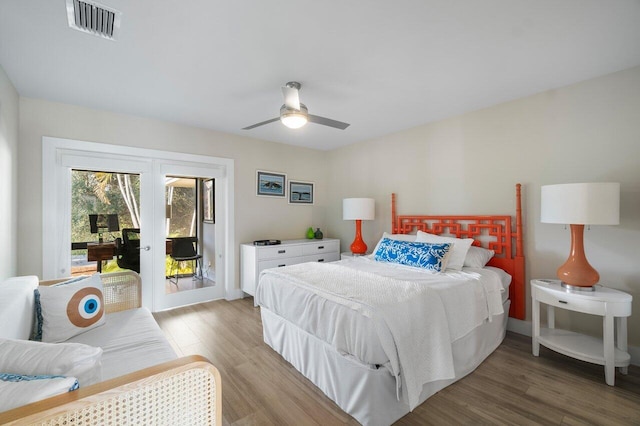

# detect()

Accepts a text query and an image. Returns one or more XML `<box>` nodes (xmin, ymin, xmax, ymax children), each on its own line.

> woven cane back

<box><xmin>0</xmin><ymin>357</ymin><xmax>222</xmax><ymax>426</ymax></box>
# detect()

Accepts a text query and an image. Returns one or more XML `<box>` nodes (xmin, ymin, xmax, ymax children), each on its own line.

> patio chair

<box><xmin>116</xmin><ymin>228</ymin><xmax>141</xmax><ymax>273</ymax></box>
<box><xmin>169</xmin><ymin>237</ymin><xmax>203</xmax><ymax>284</ymax></box>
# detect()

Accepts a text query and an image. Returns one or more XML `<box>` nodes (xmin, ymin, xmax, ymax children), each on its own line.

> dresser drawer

<box><xmin>303</xmin><ymin>252</ymin><xmax>340</xmax><ymax>263</ymax></box>
<box><xmin>258</xmin><ymin>258</ymin><xmax>302</xmax><ymax>273</ymax></box>
<box><xmin>535</xmin><ymin>288</ymin><xmax>606</xmax><ymax>315</ymax></box>
<box><xmin>257</xmin><ymin>245</ymin><xmax>303</xmax><ymax>260</ymax></box>
<box><xmin>242</xmin><ymin>238</ymin><xmax>340</xmax><ymax>297</ymax></box>
<box><xmin>302</xmin><ymin>240</ymin><xmax>339</xmax><ymax>255</ymax></box>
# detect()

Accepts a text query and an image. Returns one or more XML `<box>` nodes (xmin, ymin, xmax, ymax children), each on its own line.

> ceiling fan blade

<box><xmin>282</xmin><ymin>86</ymin><xmax>301</xmax><ymax>111</ymax></box>
<box><xmin>308</xmin><ymin>114</ymin><xmax>350</xmax><ymax>130</ymax></box>
<box><xmin>242</xmin><ymin>117</ymin><xmax>280</xmax><ymax>130</ymax></box>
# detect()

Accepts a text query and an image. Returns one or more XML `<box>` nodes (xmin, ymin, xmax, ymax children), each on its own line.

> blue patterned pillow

<box><xmin>0</xmin><ymin>373</ymin><xmax>79</xmax><ymax>391</ymax></box>
<box><xmin>373</xmin><ymin>238</ymin><xmax>452</xmax><ymax>272</ymax></box>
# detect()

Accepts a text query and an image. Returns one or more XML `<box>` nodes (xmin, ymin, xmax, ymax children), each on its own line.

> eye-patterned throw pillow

<box><xmin>36</xmin><ymin>274</ymin><xmax>106</xmax><ymax>343</ymax></box>
<box><xmin>373</xmin><ymin>238</ymin><xmax>452</xmax><ymax>272</ymax></box>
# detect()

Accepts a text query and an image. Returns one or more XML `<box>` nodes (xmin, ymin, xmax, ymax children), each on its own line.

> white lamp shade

<box><xmin>541</xmin><ymin>182</ymin><xmax>620</xmax><ymax>225</ymax></box>
<box><xmin>343</xmin><ymin>198</ymin><xmax>375</xmax><ymax>221</ymax></box>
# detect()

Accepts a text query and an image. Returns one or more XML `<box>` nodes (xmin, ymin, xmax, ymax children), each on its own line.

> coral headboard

<box><xmin>391</xmin><ymin>184</ymin><xmax>525</xmax><ymax>320</ymax></box>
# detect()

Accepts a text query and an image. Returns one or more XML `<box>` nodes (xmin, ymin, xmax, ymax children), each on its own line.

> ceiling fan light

<box><xmin>281</xmin><ymin>113</ymin><xmax>308</xmax><ymax>129</ymax></box>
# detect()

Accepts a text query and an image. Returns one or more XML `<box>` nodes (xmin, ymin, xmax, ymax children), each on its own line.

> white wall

<box><xmin>17</xmin><ymin>98</ymin><xmax>329</xmax><ymax>289</ymax></box>
<box><xmin>326</xmin><ymin>66</ymin><xmax>640</xmax><ymax>346</ymax></box>
<box><xmin>12</xmin><ymin>66</ymin><xmax>640</xmax><ymax>347</ymax></box>
<box><xmin>0</xmin><ymin>65</ymin><xmax>19</xmax><ymax>280</ymax></box>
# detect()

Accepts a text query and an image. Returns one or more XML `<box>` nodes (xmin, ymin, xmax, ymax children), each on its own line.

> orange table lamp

<box><xmin>343</xmin><ymin>198</ymin><xmax>375</xmax><ymax>255</ymax></box>
<box><xmin>541</xmin><ymin>183</ymin><xmax>620</xmax><ymax>291</ymax></box>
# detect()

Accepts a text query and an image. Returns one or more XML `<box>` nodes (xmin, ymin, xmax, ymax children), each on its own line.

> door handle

<box><xmin>139</xmin><ymin>245</ymin><xmax>151</xmax><ymax>251</ymax></box>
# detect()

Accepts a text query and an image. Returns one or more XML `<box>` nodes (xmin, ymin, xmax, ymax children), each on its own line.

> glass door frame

<box><xmin>42</xmin><ymin>137</ymin><xmax>236</xmax><ymax>311</ymax></box>
<box><xmin>153</xmin><ymin>162</ymin><xmax>226</xmax><ymax>310</ymax></box>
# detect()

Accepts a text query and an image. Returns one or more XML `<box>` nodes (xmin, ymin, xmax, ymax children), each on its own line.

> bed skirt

<box><xmin>261</xmin><ymin>299</ymin><xmax>510</xmax><ymax>426</ymax></box>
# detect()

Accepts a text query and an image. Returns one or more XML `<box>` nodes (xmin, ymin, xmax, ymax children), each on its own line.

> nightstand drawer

<box><xmin>302</xmin><ymin>240</ymin><xmax>340</xmax><ymax>255</ymax></box>
<box><xmin>257</xmin><ymin>245</ymin><xmax>303</xmax><ymax>260</ymax></box>
<box><xmin>535</xmin><ymin>288</ymin><xmax>606</xmax><ymax>315</ymax></box>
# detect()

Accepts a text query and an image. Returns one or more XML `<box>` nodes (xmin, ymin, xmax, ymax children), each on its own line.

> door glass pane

<box><xmin>165</xmin><ymin>177</ymin><xmax>197</xmax><ymax>238</ymax></box>
<box><xmin>70</xmin><ymin>170</ymin><xmax>140</xmax><ymax>276</ymax></box>
<box><xmin>165</xmin><ymin>176</ymin><xmax>215</xmax><ymax>294</ymax></box>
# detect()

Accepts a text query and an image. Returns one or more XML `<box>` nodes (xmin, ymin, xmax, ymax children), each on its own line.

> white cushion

<box><xmin>67</xmin><ymin>308</ymin><xmax>177</xmax><ymax>381</ymax></box>
<box><xmin>0</xmin><ymin>373</ymin><xmax>79</xmax><ymax>412</ymax></box>
<box><xmin>370</xmin><ymin>232</ymin><xmax>416</xmax><ymax>257</ymax></box>
<box><xmin>415</xmin><ymin>231</ymin><xmax>474</xmax><ymax>271</ymax></box>
<box><xmin>464</xmin><ymin>246</ymin><xmax>495</xmax><ymax>268</ymax></box>
<box><xmin>37</xmin><ymin>274</ymin><xmax>106</xmax><ymax>343</ymax></box>
<box><xmin>0</xmin><ymin>338</ymin><xmax>102</xmax><ymax>387</ymax></box>
<box><xmin>0</xmin><ymin>276</ymin><xmax>39</xmax><ymax>340</ymax></box>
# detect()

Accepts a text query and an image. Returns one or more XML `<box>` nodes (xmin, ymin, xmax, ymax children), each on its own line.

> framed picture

<box><xmin>289</xmin><ymin>180</ymin><xmax>314</xmax><ymax>204</ymax></box>
<box><xmin>256</xmin><ymin>170</ymin><xmax>286</xmax><ymax>197</ymax></box>
<box><xmin>202</xmin><ymin>178</ymin><xmax>215</xmax><ymax>223</ymax></box>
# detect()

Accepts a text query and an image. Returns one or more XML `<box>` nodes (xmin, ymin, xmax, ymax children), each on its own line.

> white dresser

<box><xmin>240</xmin><ymin>238</ymin><xmax>340</xmax><ymax>296</ymax></box>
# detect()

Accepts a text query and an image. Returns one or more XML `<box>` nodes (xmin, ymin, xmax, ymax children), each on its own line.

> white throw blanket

<box><xmin>259</xmin><ymin>262</ymin><xmax>457</xmax><ymax>410</ymax></box>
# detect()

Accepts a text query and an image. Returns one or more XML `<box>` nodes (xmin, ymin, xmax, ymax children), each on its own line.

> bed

<box><xmin>255</xmin><ymin>184</ymin><xmax>525</xmax><ymax>425</ymax></box>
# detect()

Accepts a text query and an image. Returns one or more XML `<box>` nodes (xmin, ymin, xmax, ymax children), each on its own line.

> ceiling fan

<box><xmin>242</xmin><ymin>82</ymin><xmax>350</xmax><ymax>131</ymax></box>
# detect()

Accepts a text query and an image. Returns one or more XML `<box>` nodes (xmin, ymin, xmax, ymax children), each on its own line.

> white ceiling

<box><xmin>1</xmin><ymin>0</ymin><xmax>640</xmax><ymax>151</ymax></box>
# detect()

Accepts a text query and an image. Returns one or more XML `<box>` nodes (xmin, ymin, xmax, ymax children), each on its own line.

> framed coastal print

<box><xmin>202</xmin><ymin>178</ymin><xmax>214</xmax><ymax>223</ymax></box>
<box><xmin>256</xmin><ymin>170</ymin><xmax>286</xmax><ymax>197</ymax></box>
<box><xmin>289</xmin><ymin>180</ymin><xmax>314</xmax><ymax>204</ymax></box>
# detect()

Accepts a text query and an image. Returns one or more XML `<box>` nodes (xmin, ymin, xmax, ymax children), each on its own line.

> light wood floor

<box><xmin>154</xmin><ymin>298</ymin><xmax>640</xmax><ymax>425</ymax></box>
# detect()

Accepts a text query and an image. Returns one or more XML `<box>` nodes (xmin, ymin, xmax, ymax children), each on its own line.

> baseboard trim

<box><xmin>225</xmin><ymin>288</ymin><xmax>245</xmax><ymax>301</ymax></box>
<box><xmin>507</xmin><ymin>318</ymin><xmax>639</xmax><ymax>366</ymax></box>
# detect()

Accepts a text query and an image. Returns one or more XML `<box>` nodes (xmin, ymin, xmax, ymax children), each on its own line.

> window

<box><xmin>70</xmin><ymin>170</ymin><xmax>140</xmax><ymax>275</ymax></box>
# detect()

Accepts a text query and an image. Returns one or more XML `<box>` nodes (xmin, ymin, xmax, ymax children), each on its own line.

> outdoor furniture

<box><xmin>87</xmin><ymin>241</ymin><xmax>116</xmax><ymax>273</ymax></box>
<box><xmin>116</xmin><ymin>228</ymin><xmax>141</xmax><ymax>273</ymax></box>
<box><xmin>169</xmin><ymin>237</ymin><xmax>203</xmax><ymax>284</ymax></box>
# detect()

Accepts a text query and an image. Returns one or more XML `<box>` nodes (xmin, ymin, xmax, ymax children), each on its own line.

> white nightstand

<box><xmin>531</xmin><ymin>279</ymin><xmax>632</xmax><ymax>385</ymax></box>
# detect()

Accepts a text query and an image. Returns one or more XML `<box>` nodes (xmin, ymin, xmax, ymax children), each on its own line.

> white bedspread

<box><xmin>256</xmin><ymin>258</ymin><xmax>506</xmax><ymax>410</ymax></box>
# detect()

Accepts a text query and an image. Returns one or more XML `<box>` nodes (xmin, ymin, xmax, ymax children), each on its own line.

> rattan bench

<box><xmin>0</xmin><ymin>272</ymin><xmax>222</xmax><ymax>425</ymax></box>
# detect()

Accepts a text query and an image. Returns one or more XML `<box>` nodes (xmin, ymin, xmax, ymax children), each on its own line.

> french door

<box><xmin>42</xmin><ymin>137</ymin><xmax>235</xmax><ymax>311</ymax></box>
<box><xmin>153</xmin><ymin>162</ymin><xmax>226</xmax><ymax>310</ymax></box>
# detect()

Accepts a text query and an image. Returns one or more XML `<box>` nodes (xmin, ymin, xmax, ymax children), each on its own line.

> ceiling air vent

<box><xmin>66</xmin><ymin>0</ymin><xmax>122</xmax><ymax>40</ymax></box>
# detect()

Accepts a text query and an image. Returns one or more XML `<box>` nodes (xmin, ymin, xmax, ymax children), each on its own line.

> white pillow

<box><xmin>415</xmin><ymin>231</ymin><xmax>474</xmax><ymax>271</ymax></box>
<box><xmin>0</xmin><ymin>276</ymin><xmax>39</xmax><ymax>340</ymax></box>
<box><xmin>0</xmin><ymin>374</ymin><xmax>79</xmax><ymax>412</ymax></box>
<box><xmin>371</xmin><ymin>232</ymin><xmax>417</xmax><ymax>256</ymax></box>
<box><xmin>0</xmin><ymin>338</ymin><xmax>103</xmax><ymax>387</ymax></box>
<box><xmin>37</xmin><ymin>274</ymin><xmax>106</xmax><ymax>343</ymax></box>
<box><xmin>464</xmin><ymin>246</ymin><xmax>495</xmax><ymax>268</ymax></box>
